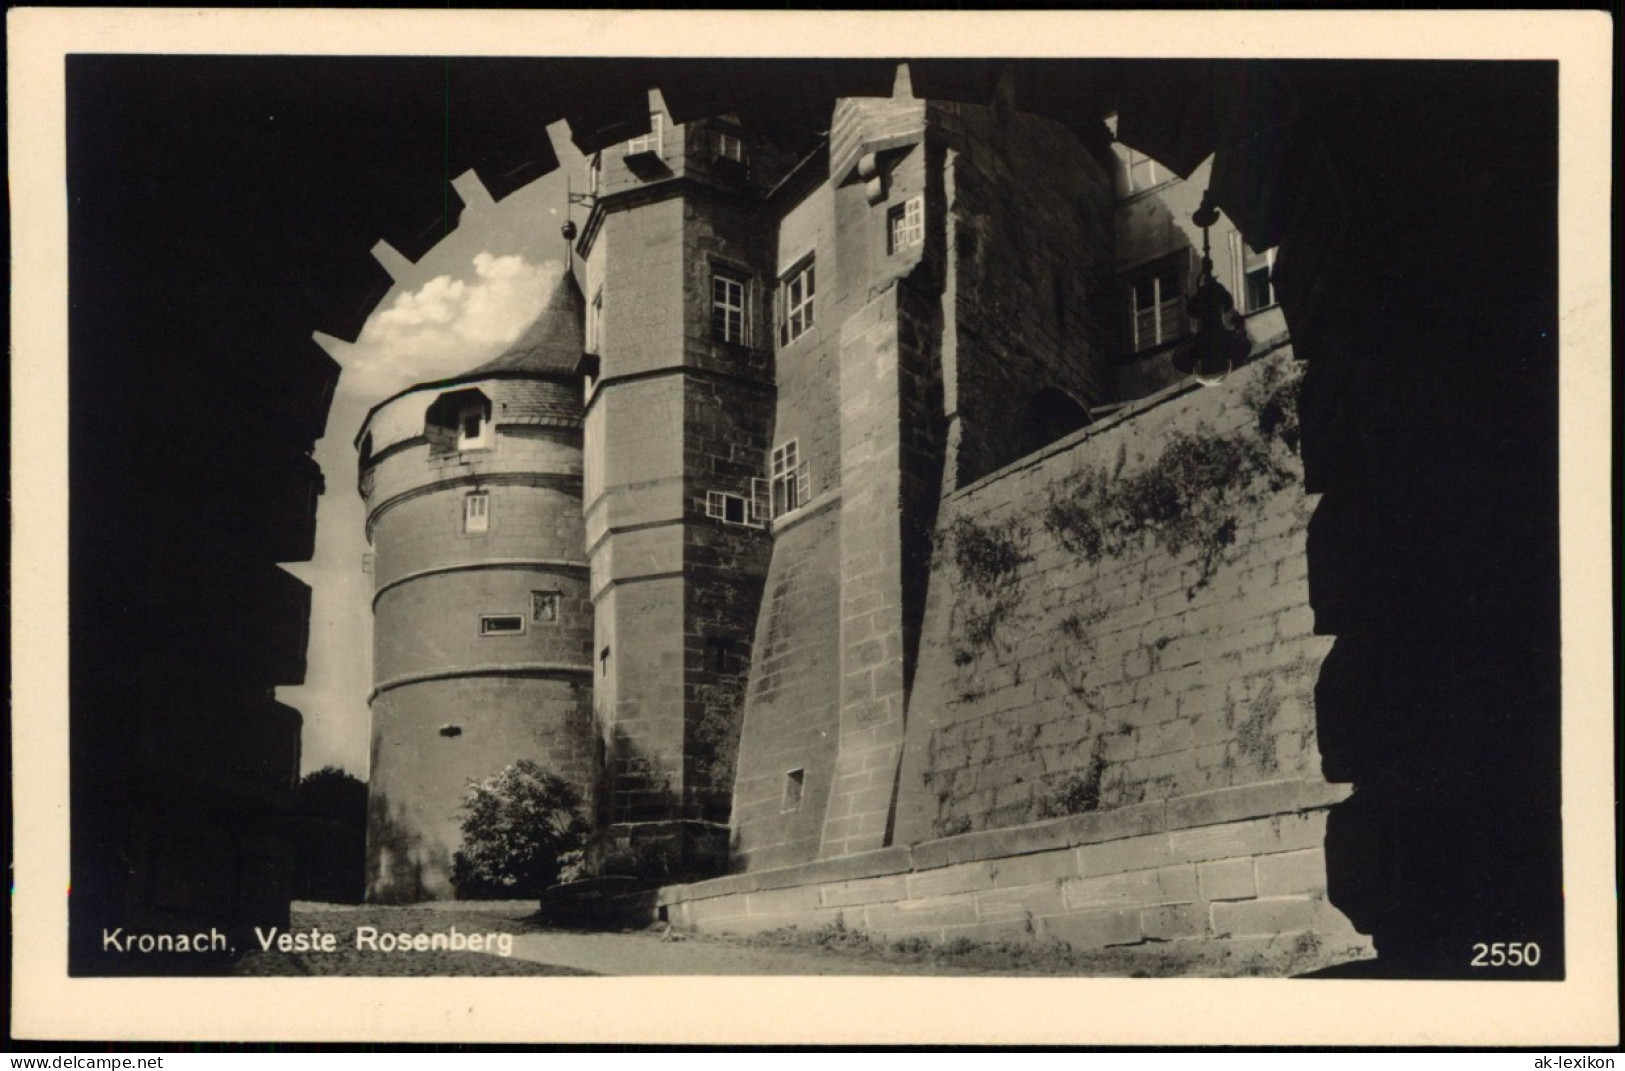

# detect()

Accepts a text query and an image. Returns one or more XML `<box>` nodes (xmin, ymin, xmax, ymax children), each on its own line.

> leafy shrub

<box><xmin>450</xmin><ymin>760</ymin><xmax>590</xmax><ymax>899</ymax></box>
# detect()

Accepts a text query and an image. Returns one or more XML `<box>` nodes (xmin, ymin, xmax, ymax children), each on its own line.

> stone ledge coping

<box><xmin>374</xmin><ymin>558</ymin><xmax>589</xmax><ymax>605</ymax></box>
<box><xmin>770</xmin><ymin>487</ymin><xmax>842</xmax><ymax>536</ymax></box>
<box><xmin>369</xmin><ymin>661</ymin><xmax>594</xmax><ymax>701</ymax></box>
<box><xmin>653</xmin><ymin>778</ymin><xmax>1349</xmax><ymax>907</ymax></box>
<box><xmin>947</xmin><ymin>340</ymin><xmax>1296</xmax><ymax>504</ymax></box>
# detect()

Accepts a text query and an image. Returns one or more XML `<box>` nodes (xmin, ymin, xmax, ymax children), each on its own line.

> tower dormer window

<box><xmin>457</xmin><ymin>403</ymin><xmax>489</xmax><ymax>451</ymax></box>
<box><xmin>425</xmin><ymin>388</ymin><xmax>492</xmax><ymax>457</ymax></box>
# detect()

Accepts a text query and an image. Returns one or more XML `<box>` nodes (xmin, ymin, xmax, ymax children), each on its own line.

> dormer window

<box><xmin>457</xmin><ymin>403</ymin><xmax>489</xmax><ymax>451</ymax></box>
<box><xmin>1120</xmin><ymin>146</ymin><xmax>1172</xmax><ymax>196</ymax></box>
<box><xmin>424</xmin><ymin>388</ymin><xmax>492</xmax><ymax>457</ymax></box>
<box><xmin>625</xmin><ymin>114</ymin><xmax>664</xmax><ymax>158</ymax></box>
<box><xmin>712</xmin><ymin>128</ymin><xmax>744</xmax><ymax>164</ymax></box>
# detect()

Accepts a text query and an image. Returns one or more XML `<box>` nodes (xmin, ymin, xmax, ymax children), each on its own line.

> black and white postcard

<box><xmin>9</xmin><ymin>8</ymin><xmax>1617</xmax><ymax>1047</ymax></box>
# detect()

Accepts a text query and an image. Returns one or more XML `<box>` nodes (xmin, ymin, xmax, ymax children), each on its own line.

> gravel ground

<box><xmin>232</xmin><ymin>902</ymin><xmax>591</xmax><ymax>976</ymax></box>
<box><xmin>231</xmin><ymin>902</ymin><xmax>1366</xmax><ymax>977</ymax></box>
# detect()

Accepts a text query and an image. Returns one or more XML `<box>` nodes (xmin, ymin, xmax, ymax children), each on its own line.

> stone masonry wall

<box><xmin>930</xmin><ymin>99</ymin><xmax>1117</xmax><ymax>488</ymax></box>
<box><xmin>895</xmin><ymin>350</ymin><xmax>1321</xmax><ymax>844</ymax></box>
<box><xmin>577</xmin><ymin>777</ymin><xmax>1368</xmax><ymax>971</ymax></box>
<box><xmin>729</xmin><ymin>501</ymin><xmax>843</xmax><ymax>870</ymax></box>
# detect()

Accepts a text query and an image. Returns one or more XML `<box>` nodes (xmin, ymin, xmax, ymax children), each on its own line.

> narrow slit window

<box><xmin>587</xmin><ymin>289</ymin><xmax>603</xmax><ymax>355</ymax></box>
<box><xmin>703</xmin><ymin>637</ymin><xmax>734</xmax><ymax>674</ymax></box>
<box><xmin>480</xmin><ymin>614</ymin><xmax>525</xmax><ymax>636</ymax></box>
<box><xmin>782</xmin><ymin>769</ymin><xmax>805</xmax><ymax>811</ymax></box>
<box><xmin>600</xmin><ymin>646</ymin><xmax>611</xmax><ymax>676</ymax></box>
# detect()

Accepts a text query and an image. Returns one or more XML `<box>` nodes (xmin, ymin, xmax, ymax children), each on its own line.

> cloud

<box><xmin>332</xmin><ymin>252</ymin><xmax>563</xmax><ymax>397</ymax></box>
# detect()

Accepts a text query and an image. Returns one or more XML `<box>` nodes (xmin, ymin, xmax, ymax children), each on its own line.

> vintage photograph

<box><xmin>11</xmin><ymin>9</ymin><xmax>1617</xmax><ymax>1047</ymax></box>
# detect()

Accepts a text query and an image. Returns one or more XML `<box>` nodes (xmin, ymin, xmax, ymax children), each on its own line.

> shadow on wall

<box><xmin>590</xmin><ymin>721</ymin><xmax>730</xmax><ymax>884</ymax></box>
<box><xmin>365</xmin><ymin>788</ymin><xmax>448</xmax><ymax>904</ymax></box>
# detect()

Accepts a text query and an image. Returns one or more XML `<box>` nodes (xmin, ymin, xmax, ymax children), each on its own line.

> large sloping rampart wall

<box><xmin>895</xmin><ymin>347</ymin><xmax>1324</xmax><ymax>843</ymax></box>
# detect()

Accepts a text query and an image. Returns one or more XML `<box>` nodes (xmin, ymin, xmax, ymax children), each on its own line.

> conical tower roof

<box><xmin>462</xmin><ymin>269</ymin><xmax>585</xmax><ymax>378</ymax></box>
<box><xmin>355</xmin><ymin>269</ymin><xmax>585</xmax><ymax>448</ymax></box>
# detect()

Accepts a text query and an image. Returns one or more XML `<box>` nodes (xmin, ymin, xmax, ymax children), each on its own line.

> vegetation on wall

<box><xmin>943</xmin><ymin>515</ymin><xmax>1032</xmax><ymax>666</ymax></box>
<box><xmin>1042</xmin><ymin>426</ymin><xmax>1296</xmax><ymax>593</ymax></box>
<box><xmin>1242</xmin><ymin>355</ymin><xmax>1303</xmax><ymax>457</ymax></box>
<box><xmin>1040</xmin><ymin>358</ymin><xmax>1305</xmax><ymax>594</ymax></box>
<box><xmin>922</xmin><ymin>358</ymin><xmax>1312</xmax><ymax>840</ymax></box>
<box><xmin>1035</xmin><ymin>745</ymin><xmax>1109</xmax><ymax>819</ymax></box>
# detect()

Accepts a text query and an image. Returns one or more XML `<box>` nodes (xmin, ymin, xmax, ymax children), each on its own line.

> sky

<box><xmin>278</xmin><ymin>120</ymin><xmax>587</xmax><ymax>780</ymax></box>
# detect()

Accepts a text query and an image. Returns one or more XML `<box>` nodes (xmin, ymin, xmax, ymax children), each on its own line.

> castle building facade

<box><xmin>360</xmin><ymin>69</ymin><xmax>1320</xmax><ymax>943</ymax></box>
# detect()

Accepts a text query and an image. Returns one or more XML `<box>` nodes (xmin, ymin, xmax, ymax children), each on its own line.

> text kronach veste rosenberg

<box><xmin>100</xmin><ymin>926</ymin><xmax>515</xmax><ymax>957</ymax></box>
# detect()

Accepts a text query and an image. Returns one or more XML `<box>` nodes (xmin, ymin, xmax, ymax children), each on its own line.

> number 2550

<box><xmin>1471</xmin><ymin>942</ymin><xmax>1541</xmax><ymax>967</ymax></box>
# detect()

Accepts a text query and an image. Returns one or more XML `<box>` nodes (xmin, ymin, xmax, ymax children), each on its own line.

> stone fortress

<box><xmin>356</xmin><ymin>67</ymin><xmax>1364</xmax><ymax>959</ymax></box>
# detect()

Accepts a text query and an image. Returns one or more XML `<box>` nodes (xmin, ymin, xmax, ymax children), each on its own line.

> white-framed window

<box><xmin>778</xmin><ymin>257</ymin><xmax>815</xmax><ymax>347</ymax></box>
<box><xmin>711</xmin><ymin>271</ymin><xmax>748</xmax><ymax>345</ymax></box>
<box><xmin>1123</xmin><ymin>147</ymin><xmax>1169</xmax><ymax>194</ymax></box>
<box><xmin>625</xmin><ymin>113</ymin><xmax>664</xmax><ymax>157</ymax></box>
<box><xmin>464</xmin><ymin>491</ymin><xmax>490</xmax><ymax>534</ymax></box>
<box><xmin>712</xmin><ymin>128</ymin><xmax>744</xmax><ymax>163</ymax></box>
<box><xmin>587</xmin><ymin>288</ymin><xmax>603</xmax><ymax>355</ymax></box>
<box><xmin>531</xmin><ymin>590</ymin><xmax>561</xmax><ymax>624</ymax></box>
<box><xmin>1129</xmin><ymin>264</ymin><xmax>1188</xmax><ymax>352</ymax></box>
<box><xmin>586</xmin><ymin>152</ymin><xmax>601</xmax><ymax>195</ymax></box>
<box><xmin>1228</xmin><ymin>231</ymin><xmax>1277</xmax><ymax>313</ymax></box>
<box><xmin>769</xmin><ymin>440</ymin><xmax>811</xmax><ymax>518</ymax></box>
<box><xmin>456</xmin><ymin>401</ymin><xmax>490</xmax><ymax>451</ymax></box>
<box><xmin>480</xmin><ymin>614</ymin><xmax>525</xmax><ymax>636</ymax></box>
<box><xmin>705</xmin><ymin>490</ymin><xmax>760</xmax><ymax>527</ymax></box>
<box><xmin>887</xmin><ymin>195</ymin><xmax>924</xmax><ymax>254</ymax></box>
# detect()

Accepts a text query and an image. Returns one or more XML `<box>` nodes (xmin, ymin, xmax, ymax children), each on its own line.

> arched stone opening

<box><xmin>1020</xmin><ymin>387</ymin><xmax>1091</xmax><ymax>457</ymax></box>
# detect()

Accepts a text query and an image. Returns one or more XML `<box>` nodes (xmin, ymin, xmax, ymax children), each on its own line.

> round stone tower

<box><xmin>356</xmin><ymin>274</ymin><xmax>594</xmax><ymax>902</ymax></box>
